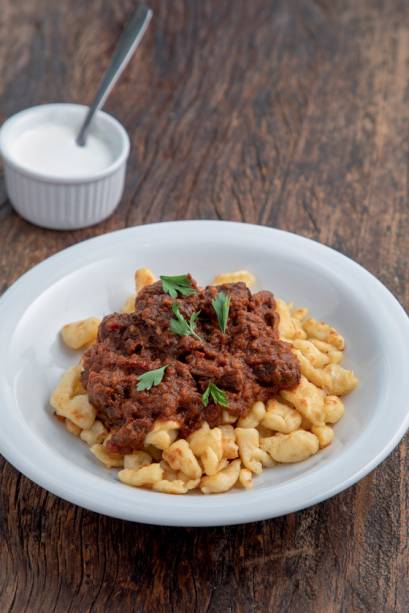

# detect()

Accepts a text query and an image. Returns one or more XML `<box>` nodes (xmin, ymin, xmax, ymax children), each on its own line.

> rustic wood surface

<box><xmin>1</xmin><ymin>1</ymin><xmax>408</xmax><ymax>611</ymax></box>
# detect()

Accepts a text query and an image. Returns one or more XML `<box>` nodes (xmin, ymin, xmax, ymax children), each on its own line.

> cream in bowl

<box><xmin>9</xmin><ymin>123</ymin><xmax>114</xmax><ymax>178</ymax></box>
<box><xmin>0</xmin><ymin>103</ymin><xmax>130</xmax><ymax>230</ymax></box>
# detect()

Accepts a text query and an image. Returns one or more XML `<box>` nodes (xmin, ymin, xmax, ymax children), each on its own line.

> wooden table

<box><xmin>1</xmin><ymin>1</ymin><xmax>408</xmax><ymax>611</ymax></box>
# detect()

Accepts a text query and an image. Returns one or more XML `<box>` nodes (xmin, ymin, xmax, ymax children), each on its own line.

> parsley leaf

<box><xmin>136</xmin><ymin>365</ymin><xmax>169</xmax><ymax>392</ymax></box>
<box><xmin>202</xmin><ymin>382</ymin><xmax>228</xmax><ymax>407</ymax></box>
<box><xmin>160</xmin><ymin>274</ymin><xmax>197</xmax><ymax>298</ymax></box>
<box><xmin>212</xmin><ymin>291</ymin><xmax>230</xmax><ymax>333</ymax></box>
<box><xmin>170</xmin><ymin>302</ymin><xmax>202</xmax><ymax>341</ymax></box>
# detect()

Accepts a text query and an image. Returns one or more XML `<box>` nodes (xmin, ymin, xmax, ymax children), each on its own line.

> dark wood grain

<box><xmin>0</xmin><ymin>1</ymin><xmax>408</xmax><ymax>611</ymax></box>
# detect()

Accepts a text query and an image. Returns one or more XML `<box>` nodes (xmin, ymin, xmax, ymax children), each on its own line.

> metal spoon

<box><xmin>76</xmin><ymin>4</ymin><xmax>152</xmax><ymax>147</ymax></box>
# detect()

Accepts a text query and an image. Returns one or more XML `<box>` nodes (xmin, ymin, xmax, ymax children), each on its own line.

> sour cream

<box><xmin>9</xmin><ymin>123</ymin><xmax>114</xmax><ymax>178</ymax></box>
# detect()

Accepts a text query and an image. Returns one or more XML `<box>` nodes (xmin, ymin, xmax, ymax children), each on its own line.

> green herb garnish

<box><xmin>170</xmin><ymin>302</ymin><xmax>202</xmax><ymax>341</ymax></box>
<box><xmin>212</xmin><ymin>291</ymin><xmax>230</xmax><ymax>333</ymax></box>
<box><xmin>202</xmin><ymin>382</ymin><xmax>228</xmax><ymax>407</ymax></box>
<box><xmin>160</xmin><ymin>274</ymin><xmax>197</xmax><ymax>298</ymax></box>
<box><xmin>136</xmin><ymin>365</ymin><xmax>169</xmax><ymax>392</ymax></box>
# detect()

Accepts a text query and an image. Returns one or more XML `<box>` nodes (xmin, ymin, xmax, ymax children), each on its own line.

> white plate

<box><xmin>1</xmin><ymin>221</ymin><xmax>408</xmax><ymax>527</ymax></box>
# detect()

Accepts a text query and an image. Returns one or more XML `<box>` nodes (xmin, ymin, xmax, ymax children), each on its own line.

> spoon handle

<box><xmin>77</xmin><ymin>4</ymin><xmax>152</xmax><ymax>146</ymax></box>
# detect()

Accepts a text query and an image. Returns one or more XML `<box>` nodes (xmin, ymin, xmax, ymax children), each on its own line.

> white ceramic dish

<box><xmin>0</xmin><ymin>103</ymin><xmax>130</xmax><ymax>230</ymax></box>
<box><xmin>0</xmin><ymin>221</ymin><xmax>408</xmax><ymax>527</ymax></box>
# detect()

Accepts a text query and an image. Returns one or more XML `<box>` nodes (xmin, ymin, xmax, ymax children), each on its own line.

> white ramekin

<box><xmin>0</xmin><ymin>103</ymin><xmax>130</xmax><ymax>230</ymax></box>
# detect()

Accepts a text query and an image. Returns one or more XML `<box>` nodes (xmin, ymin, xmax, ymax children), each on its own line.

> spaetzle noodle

<box><xmin>50</xmin><ymin>268</ymin><xmax>358</xmax><ymax>494</ymax></box>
